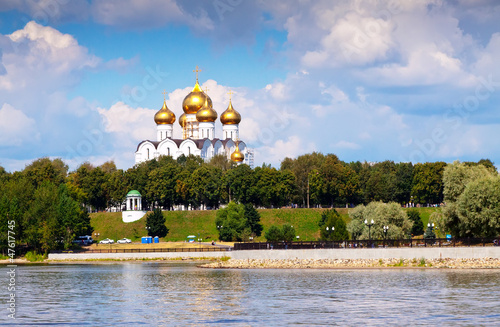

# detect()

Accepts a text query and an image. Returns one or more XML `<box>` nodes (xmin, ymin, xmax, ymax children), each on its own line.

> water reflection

<box><xmin>2</xmin><ymin>264</ymin><xmax>499</xmax><ymax>326</ymax></box>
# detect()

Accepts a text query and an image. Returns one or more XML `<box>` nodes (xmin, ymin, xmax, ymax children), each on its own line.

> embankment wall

<box><xmin>48</xmin><ymin>247</ymin><xmax>500</xmax><ymax>261</ymax></box>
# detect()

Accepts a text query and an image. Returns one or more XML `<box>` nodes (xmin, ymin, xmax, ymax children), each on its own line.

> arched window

<box><xmin>147</xmin><ymin>148</ymin><xmax>150</xmax><ymax>159</ymax></box>
<box><xmin>167</xmin><ymin>148</ymin><xmax>170</xmax><ymax>156</ymax></box>
<box><xmin>188</xmin><ymin>147</ymin><xmax>191</xmax><ymax>155</ymax></box>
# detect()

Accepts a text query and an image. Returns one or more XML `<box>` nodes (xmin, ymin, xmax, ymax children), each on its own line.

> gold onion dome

<box><xmin>220</xmin><ymin>100</ymin><xmax>241</xmax><ymax>125</ymax></box>
<box><xmin>178</xmin><ymin>113</ymin><xmax>187</xmax><ymax>127</ymax></box>
<box><xmin>231</xmin><ymin>143</ymin><xmax>244</xmax><ymax>162</ymax></box>
<box><xmin>154</xmin><ymin>100</ymin><xmax>176</xmax><ymax>125</ymax></box>
<box><xmin>196</xmin><ymin>95</ymin><xmax>218</xmax><ymax>122</ymax></box>
<box><xmin>182</xmin><ymin>81</ymin><xmax>212</xmax><ymax>114</ymax></box>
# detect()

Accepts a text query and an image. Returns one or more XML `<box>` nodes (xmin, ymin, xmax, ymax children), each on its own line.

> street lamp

<box><xmin>365</xmin><ymin>219</ymin><xmax>374</xmax><ymax>247</ymax></box>
<box><xmin>94</xmin><ymin>232</ymin><xmax>100</xmax><ymax>246</ymax></box>
<box><xmin>383</xmin><ymin>226</ymin><xmax>389</xmax><ymax>248</ymax></box>
<box><xmin>326</xmin><ymin>226</ymin><xmax>334</xmax><ymax>243</ymax></box>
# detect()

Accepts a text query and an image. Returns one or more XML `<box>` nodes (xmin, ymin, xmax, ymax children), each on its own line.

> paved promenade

<box><xmin>48</xmin><ymin>246</ymin><xmax>500</xmax><ymax>261</ymax></box>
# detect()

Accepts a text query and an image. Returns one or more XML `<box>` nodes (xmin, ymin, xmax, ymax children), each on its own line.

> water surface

<box><xmin>3</xmin><ymin>263</ymin><xmax>500</xmax><ymax>326</ymax></box>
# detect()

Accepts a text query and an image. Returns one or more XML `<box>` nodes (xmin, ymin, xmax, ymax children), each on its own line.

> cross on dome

<box><xmin>162</xmin><ymin>89</ymin><xmax>168</xmax><ymax>100</ymax></box>
<box><xmin>193</xmin><ymin>65</ymin><xmax>202</xmax><ymax>82</ymax></box>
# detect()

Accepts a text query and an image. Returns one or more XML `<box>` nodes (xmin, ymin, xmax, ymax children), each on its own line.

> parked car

<box><xmin>117</xmin><ymin>238</ymin><xmax>131</xmax><ymax>244</ymax></box>
<box><xmin>99</xmin><ymin>238</ymin><xmax>114</xmax><ymax>244</ymax></box>
<box><xmin>73</xmin><ymin>235</ymin><xmax>93</xmax><ymax>246</ymax></box>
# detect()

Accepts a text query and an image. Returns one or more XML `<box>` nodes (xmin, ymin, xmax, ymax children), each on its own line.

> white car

<box><xmin>99</xmin><ymin>238</ymin><xmax>114</xmax><ymax>244</ymax></box>
<box><xmin>117</xmin><ymin>238</ymin><xmax>131</xmax><ymax>244</ymax></box>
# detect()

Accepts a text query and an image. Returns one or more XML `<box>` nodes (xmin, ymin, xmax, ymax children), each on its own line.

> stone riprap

<box><xmin>201</xmin><ymin>258</ymin><xmax>500</xmax><ymax>269</ymax></box>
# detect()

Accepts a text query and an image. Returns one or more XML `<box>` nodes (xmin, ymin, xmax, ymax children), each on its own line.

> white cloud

<box><xmin>334</xmin><ymin>140</ymin><xmax>361</xmax><ymax>150</ymax></box>
<box><xmin>258</xmin><ymin>135</ymin><xmax>316</xmax><ymax>164</ymax></box>
<box><xmin>0</xmin><ymin>103</ymin><xmax>39</xmax><ymax>146</ymax></box>
<box><xmin>98</xmin><ymin>102</ymin><xmax>156</xmax><ymax>145</ymax></box>
<box><xmin>302</xmin><ymin>12</ymin><xmax>395</xmax><ymax>67</ymax></box>
<box><xmin>0</xmin><ymin>21</ymin><xmax>100</xmax><ymax>93</ymax></box>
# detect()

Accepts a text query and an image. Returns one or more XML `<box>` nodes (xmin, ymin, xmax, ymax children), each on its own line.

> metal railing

<box><xmin>51</xmin><ymin>247</ymin><xmax>231</xmax><ymax>254</ymax></box>
<box><xmin>234</xmin><ymin>237</ymin><xmax>500</xmax><ymax>251</ymax></box>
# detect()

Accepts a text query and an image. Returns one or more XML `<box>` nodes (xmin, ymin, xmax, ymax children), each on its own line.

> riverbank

<box><xmin>201</xmin><ymin>258</ymin><xmax>500</xmax><ymax>269</ymax></box>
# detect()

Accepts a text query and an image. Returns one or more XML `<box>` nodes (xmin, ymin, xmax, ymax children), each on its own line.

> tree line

<box><xmin>0</xmin><ymin>154</ymin><xmax>496</xmax><ymax>253</ymax></box>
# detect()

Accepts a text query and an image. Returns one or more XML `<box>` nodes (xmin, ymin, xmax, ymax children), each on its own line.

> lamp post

<box><xmin>365</xmin><ymin>219</ymin><xmax>374</xmax><ymax>247</ymax></box>
<box><xmin>383</xmin><ymin>226</ymin><xmax>389</xmax><ymax>247</ymax></box>
<box><xmin>94</xmin><ymin>232</ymin><xmax>100</xmax><ymax>246</ymax></box>
<box><xmin>326</xmin><ymin>226</ymin><xmax>334</xmax><ymax>246</ymax></box>
<box><xmin>217</xmin><ymin>225</ymin><xmax>223</xmax><ymax>241</ymax></box>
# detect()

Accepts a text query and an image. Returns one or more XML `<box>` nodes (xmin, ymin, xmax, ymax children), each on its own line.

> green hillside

<box><xmin>90</xmin><ymin>207</ymin><xmax>436</xmax><ymax>242</ymax></box>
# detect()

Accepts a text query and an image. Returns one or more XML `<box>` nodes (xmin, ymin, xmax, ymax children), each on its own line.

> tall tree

<box><xmin>243</xmin><ymin>203</ymin><xmax>263</xmax><ymax>237</ymax></box>
<box><xmin>411</xmin><ymin>162</ymin><xmax>446</xmax><ymax>205</ymax></box>
<box><xmin>190</xmin><ymin>165</ymin><xmax>223</xmax><ymax>209</ymax></box>
<box><xmin>280</xmin><ymin>152</ymin><xmax>326</xmax><ymax>207</ymax></box>
<box><xmin>145</xmin><ymin>208</ymin><xmax>169</xmax><ymax>238</ymax></box>
<box><xmin>319</xmin><ymin>209</ymin><xmax>349</xmax><ymax>241</ymax></box>
<box><xmin>347</xmin><ymin>202</ymin><xmax>412</xmax><ymax>240</ymax></box>
<box><xmin>407</xmin><ymin>208</ymin><xmax>424</xmax><ymax>236</ymax></box>
<box><xmin>215</xmin><ymin>202</ymin><xmax>248</xmax><ymax>242</ymax></box>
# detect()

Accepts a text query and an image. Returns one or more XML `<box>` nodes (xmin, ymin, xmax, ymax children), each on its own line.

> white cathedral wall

<box><xmin>136</xmin><ymin>142</ymin><xmax>157</xmax><ymax>164</ymax></box>
<box><xmin>157</xmin><ymin>124</ymin><xmax>173</xmax><ymax>141</ymax></box>
<box><xmin>157</xmin><ymin>139</ymin><xmax>178</xmax><ymax>158</ymax></box>
<box><xmin>222</xmin><ymin>124</ymin><xmax>239</xmax><ymax>141</ymax></box>
<box><xmin>198</xmin><ymin>121</ymin><xmax>215</xmax><ymax>140</ymax></box>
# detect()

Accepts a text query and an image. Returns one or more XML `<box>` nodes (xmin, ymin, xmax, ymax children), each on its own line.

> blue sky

<box><xmin>1</xmin><ymin>0</ymin><xmax>500</xmax><ymax>172</ymax></box>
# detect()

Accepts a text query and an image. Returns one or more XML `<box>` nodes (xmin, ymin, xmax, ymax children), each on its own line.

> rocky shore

<box><xmin>201</xmin><ymin>258</ymin><xmax>500</xmax><ymax>269</ymax></box>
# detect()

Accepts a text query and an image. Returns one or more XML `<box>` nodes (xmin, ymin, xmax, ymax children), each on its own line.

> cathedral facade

<box><xmin>135</xmin><ymin>69</ymin><xmax>252</xmax><ymax>166</ymax></box>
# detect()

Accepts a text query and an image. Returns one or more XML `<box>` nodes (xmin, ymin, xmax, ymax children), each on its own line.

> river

<box><xmin>2</xmin><ymin>262</ymin><xmax>500</xmax><ymax>326</ymax></box>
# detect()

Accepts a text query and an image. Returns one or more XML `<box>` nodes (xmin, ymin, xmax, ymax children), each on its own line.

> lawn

<box><xmin>90</xmin><ymin>207</ymin><xmax>437</xmax><ymax>242</ymax></box>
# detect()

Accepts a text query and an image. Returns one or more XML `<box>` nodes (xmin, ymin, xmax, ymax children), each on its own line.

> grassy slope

<box><xmin>90</xmin><ymin>207</ymin><xmax>436</xmax><ymax>242</ymax></box>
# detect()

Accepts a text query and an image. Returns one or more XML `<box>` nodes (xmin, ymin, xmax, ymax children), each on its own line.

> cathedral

<box><xmin>135</xmin><ymin>68</ymin><xmax>253</xmax><ymax>166</ymax></box>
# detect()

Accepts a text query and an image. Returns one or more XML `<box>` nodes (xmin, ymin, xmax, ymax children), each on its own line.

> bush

<box><xmin>265</xmin><ymin>225</ymin><xmax>283</xmax><ymax>242</ymax></box>
<box><xmin>25</xmin><ymin>251</ymin><xmax>46</xmax><ymax>262</ymax></box>
<box><xmin>282</xmin><ymin>224</ymin><xmax>296</xmax><ymax>242</ymax></box>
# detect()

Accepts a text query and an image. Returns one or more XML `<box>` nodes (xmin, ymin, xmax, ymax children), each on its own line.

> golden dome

<box><xmin>196</xmin><ymin>95</ymin><xmax>218</xmax><ymax>122</ymax></box>
<box><xmin>231</xmin><ymin>143</ymin><xmax>244</xmax><ymax>162</ymax></box>
<box><xmin>220</xmin><ymin>100</ymin><xmax>241</xmax><ymax>125</ymax></box>
<box><xmin>178</xmin><ymin>113</ymin><xmax>187</xmax><ymax>127</ymax></box>
<box><xmin>182</xmin><ymin>81</ymin><xmax>212</xmax><ymax>114</ymax></box>
<box><xmin>154</xmin><ymin>100</ymin><xmax>176</xmax><ymax>125</ymax></box>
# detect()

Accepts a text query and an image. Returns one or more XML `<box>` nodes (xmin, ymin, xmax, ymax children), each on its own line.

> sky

<box><xmin>1</xmin><ymin>0</ymin><xmax>500</xmax><ymax>172</ymax></box>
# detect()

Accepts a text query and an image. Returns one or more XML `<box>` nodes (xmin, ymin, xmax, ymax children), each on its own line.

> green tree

<box><xmin>319</xmin><ymin>209</ymin><xmax>349</xmax><ymax>241</ymax></box>
<box><xmin>244</xmin><ymin>203</ymin><xmax>263</xmax><ymax>237</ymax></box>
<box><xmin>222</xmin><ymin>164</ymin><xmax>258</xmax><ymax>204</ymax></box>
<box><xmin>407</xmin><ymin>208</ymin><xmax>424</xmax><ymax>236</ymax></box>
<box><xmin>23</xmin><ymin>157</ymin><xmax>68</xmax><ymax>189</ymax></box>
<box><xmin>190</xmin><ymin>165</ymin><xmax>222</xmax><ymax>209</ymax></box>
<box><xmin>436</xmin><ymin>161</ymin><xmax>498</xmax><ymax>237</ymax></box>
<box><xmin>145</xmin><ymin>208</ymin><xmax>169</xmax><ymax>238</ymax></box>
<box><xmin>215</xmin><ymin>202</ymin><xmax>248</xmax><ymax>241</ymax></box>
<box><xmin>282</xmin><ymin>224</ymin><xmax>296</xmax><ymax>242</ymax></box>
<box><xmin>347</xmin><ymin>202</ymin><xmax>412</xmax><ymax>240</ymax></box>
<box><xmin>104</xmin><ymin>169</ymin><xmax>128</xmax><ymax>210</ymax></box>
<box><xmin>265</xmin><ymin>225</ymin><xmax>283</xmax><ymax>242</ymax></box>
<box><xmin>254</xmin><ymin>167</ymin><xmax>296</xmax><ymax>208</ymax></box>
<box><xmin>23</xmin><ymin>182</ymin><xmax>59</xmax><ymax>253</ymax></box>
<box><xmin>411</xmin><ymin>162</ymin><xmax>446</xmax><ymax>205</ymax></box>
<box><xmin>455</xmin><ymin>176</ymin><xmax>500</xmax><ymax>237</ymax></box>
<box><xmin>280</xmin><ymin>152</ymin><xmax>326</xmax><ymax>207</ymax></box>
<box><xmin>146</xmin><ymin>163</ymin><xmax>181</xmax><ymax>210</ymax></box>
<box><xmin>57</xmin><ymin>184</ymin><xmax>88</xmax><ymax>249</ymax></box>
